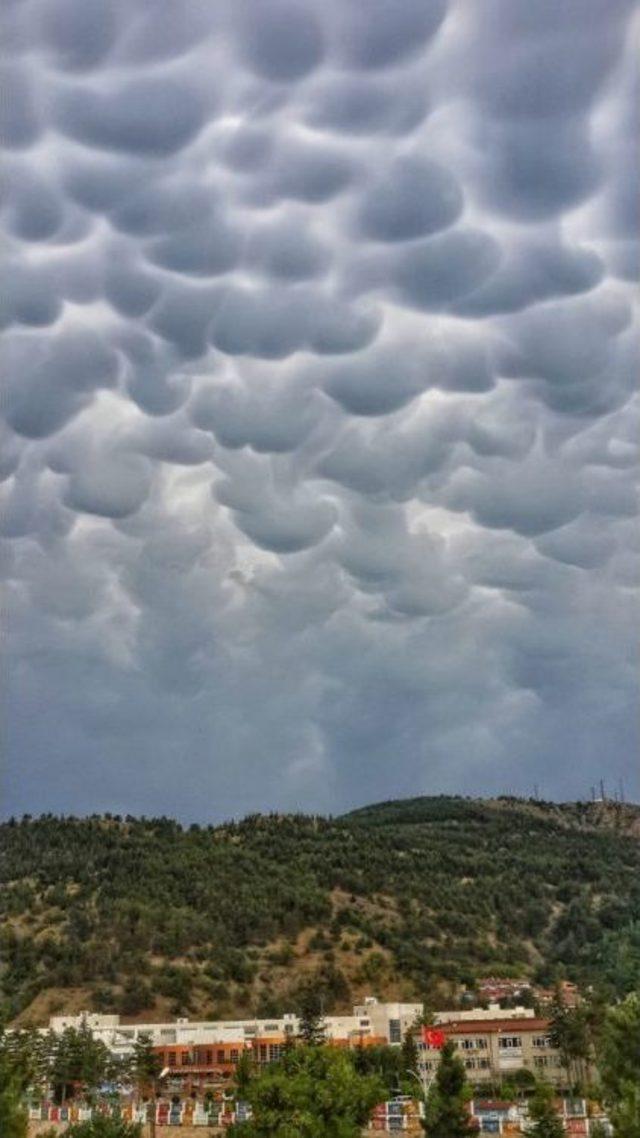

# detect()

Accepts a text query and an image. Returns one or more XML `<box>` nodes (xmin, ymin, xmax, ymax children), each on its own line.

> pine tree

<box><xmin>421</xmin><ymin>1041</ymin><xmax>473</xmax><ymax>1137</ymax></box>
<box><xmin>0</xmin><ymin>1030</ymin><xmax>28</xmax><ymax>1138</ymax></box>
<box><xmin>130</xmin><ymin>1033</ymin><xmax>162</xmax><ymax>1138</ymax></box>
<box><xmin>598</xmin><ymin>992</ymin><xmax>640</xmax><ymax>1138</ymax></box>
<box><xmin>297</xmin><ymin>987</ymin><xmax>326</xmax><ymax>1047</ymax></box>
<box><xmin>527</xmin><ymin>1082</ymin><xmax>564</xmax><ymax>1138</ymax></box>
<box><xmin>400</xmin><ymin>1022</ymin><xmax>421</xmax><ymax>1095</ymax></box>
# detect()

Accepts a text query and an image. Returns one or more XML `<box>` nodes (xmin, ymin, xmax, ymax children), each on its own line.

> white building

<box><xmin>48</xmin><ymin>997</ymin><xmax>423</xmax><ymax>1058</ymax></box>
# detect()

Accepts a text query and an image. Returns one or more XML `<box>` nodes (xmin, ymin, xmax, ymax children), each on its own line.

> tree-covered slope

<box><xmin>1</xmin><ymin>797</ymin><xmax>639</xmax><ymax>1025</ymax></box>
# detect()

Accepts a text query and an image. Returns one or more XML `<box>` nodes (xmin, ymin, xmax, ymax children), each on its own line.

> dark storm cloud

<box><xmin>1</xmin><ymin>0</ymin><xmax>638</xmax><ymax>820</ymax></box>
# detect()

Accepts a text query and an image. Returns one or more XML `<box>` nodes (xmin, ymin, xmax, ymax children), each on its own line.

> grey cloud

<box><xmin>189</xmin><ymin>371</ymin><xmax>320</xmax><ymax>454</ymax></box>
<box><xmin>145</xmin><ymin>216</ymin><xmax>241</xmax><ymax>277</ymax></box>
<box><xmin>260</xmin><ymin>138</ymin><xmax>355</xmax><ymax>204</ymax></box>
<box><xmin>456</xmin><ymin>238</ymin><xmax>604</xmax><ymax>317</ymax></box>
<box><xmin>1</xmin><ymin>0</ymin><xmax>638</xmax><ymax>818</ymax></box>
<box><xmin>0</xmin><ymin>262</ymin><xmax>62</xmax><ymax>329</ymax></box>
<box><xmin>104</xmin><ymin>255</ymin><xmax>162</xmax><ymax>318</ymax></box>
<box><xmin>245</xmin><ymin>218</ymin><xmax>329</xmax><ymax>281</ymax></box>
<box><xmin>215</xmin><ymin>457</ymin><xmax>338</xmax><ymax>553</ymax></box>
<box><xmin>394</xmin><ymin>228</ymin><xmax>502</xmax><ymax>310</ymax></box>
<box><xmin>3</xmin><ymin>329</ymin><xmax>119</xmax><ymax>438</ymax></box>
<box><xmin>56</xmin><ymin>78</ymin><xmax>207</xmax><ymax>155</ymax></box>
<box><xmin>303</xmin><ymin>75</ymin><xmax>428</xmax><ymax>137</ymax></box>
<box><xmin>65</xmin><ymin>155</ymin><xmax>158</xmax><ymax>214</ymax></box>
<box><xmin>337</xmin><ymin>0</ymin><xmax>446</xmax><ymax>70</ymax></box>
<box><xmin>219</xmin><ymin>127</ymin><xmax>274</xmax><ymax>174</ymax></box>
<box><xmin>322</xmin><ymin>342</ymin><xmax>431</xmax><ymax>416</ymax></box>
<box><xmin>209</xmin><ymin>286</ymin><xmax>379</xmax><ymax>360</ymax></box>
<box><xmin>38</xmin><ymin>0</ymin><xmax>119</xmax><ymax>71</ymax></box>
<box><xmin>63</xmin><ymin>452</ymin><xmax>153</xmax><ymax>519</ymax></box>
<box><xmin>444</xmin><ymin>456</ymin><xmax>585</xmax><ymax>537</ymax></box>
<box><xmin>356</xmin><ymin>157</ymin><xmax>463</xmax><ymax>242</ymax></box>
<box><xmin>234</xmin><ymin>1</ymin><xmax>324</xmax><ymax>82</ymax></box>
<box><xmin>0</xmin><ymin>65</ymin><xmax>41</xmax><ymax>148</ymax></box>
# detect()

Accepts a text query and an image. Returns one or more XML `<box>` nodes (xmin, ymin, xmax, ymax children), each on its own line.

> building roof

<box><xmin>441</xmin><ymin>1017</ymin><xmax>550</xmax><ymax>1034</ymax></box>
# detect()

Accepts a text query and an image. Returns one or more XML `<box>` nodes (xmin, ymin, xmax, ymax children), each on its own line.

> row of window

<box><xmin>161</xmin><ymin>1042</ymin><xmax>291</xmax><ymax>1068</ymax></box>
<box><xmin>163</xmin><ymin>1050</ymin><xmax>240</xmax><ymax>1067</ymax></box>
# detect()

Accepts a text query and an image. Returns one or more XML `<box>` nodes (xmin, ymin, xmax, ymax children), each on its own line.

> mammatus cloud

<box><xmin>1</xmin><ymin>0</ymin><xmax>638</xmax><ymax>819</ymax></box>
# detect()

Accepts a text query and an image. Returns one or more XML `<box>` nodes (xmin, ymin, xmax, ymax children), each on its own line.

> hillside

<box><xmin>1</xmin><ymin>796</ymin><xmax>639</xmax><ymax>1026</ymax></box>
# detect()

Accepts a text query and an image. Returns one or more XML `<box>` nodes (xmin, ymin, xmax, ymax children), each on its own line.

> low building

<box><xmin>475</xmin><ymin>978</ymin><xmax>532</xmax><ymax>1004</ymax></box>
<box><xmin>536</xmin><ymin>980</ymin><xmax>582</xmax><ymax>1009</ymax></box>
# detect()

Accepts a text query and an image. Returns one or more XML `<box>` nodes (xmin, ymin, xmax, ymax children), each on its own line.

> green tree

<box><xmin>297</xmin><ymin>988</ymin><xmax>326</xmax><ymax>1047</ymax></box>
<box><xmin>527</xmin><ymin>1082</ymin><xmax>564</xmax><ymax>1138</ymax></box>
<box><xmin>350</xmin><ymin>1043</ymin><xmax>403</xmax><ymax>1095</ymax></box>
<box><xmin>130</xmin><ymin>1033</ymin><xmax>162</xmax><ymax>1091</ymax></box>
<box><xmin>49</xmin><ymin>1024</ymin><xmax>111</xmax><ymax>1103</ymax></box>
<box><xmin>230</xmin><ymin>1045</ymin><xmax>385</xmax><ymax>1138</ymax></box>
<box><xmin>235</xmin><ymin>1050</ymin><xmax>254</xmax><ymax>1098</ymax></box>
<box><xmin>401</xmin><ymin>1022</ymin><xmax>420</xmax><ymax>1082</ymax></box>
<box><xmin>598</xmin><ymin>992</ymin><xmax>640</xmax><ymax>1138</ymax></box>
<box><xmin>549</xmin><ymin>998</ymin><xmax>592</xmax><ymax>1088</ymax></box>
<box><xmin>130</xmin><ymin>1033</ymin><xmax>162</xmax><ymax>1138</ymax></box>
<box><xmin>0</xmin><ymin>1033</ymin><xmax>28</xmax><ymax>1138</ymax></box>
<box><xmin>421</xmin><ymin>1041</ymin><xmax>473</xmax><ymax>1137</ymax></box>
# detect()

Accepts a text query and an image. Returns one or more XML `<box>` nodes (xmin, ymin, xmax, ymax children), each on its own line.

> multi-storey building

<box><xmin>419</xmin><ymin>1014</ymin><xmax>570</xmax><ymax>1088</ymax></box>
<box><xmin>48</xmin><ymin>997</ymin><xmax>421</xmax><ymax>1061</ymax></box>
<box><xmin>48</xmin><ymin>1001</ymin><xmax>580</xmax><ymax>1092</ymax></box>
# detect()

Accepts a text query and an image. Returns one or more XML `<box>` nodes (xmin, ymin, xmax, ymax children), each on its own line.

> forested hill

<box><xmin>1</xmin><ymin>796</ymin><xmax>639</xmax><ymax>1026</ymax></box>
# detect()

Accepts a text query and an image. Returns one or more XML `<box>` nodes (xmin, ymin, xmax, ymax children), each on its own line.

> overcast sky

<box><xmin>2</xmin><ymin>0</ymin><xmax>638</xmax><ymax>821</ymax></box>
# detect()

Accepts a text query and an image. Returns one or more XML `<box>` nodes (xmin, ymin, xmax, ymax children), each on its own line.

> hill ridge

<box><xmin>1</xmin><ymin>795</ymin><xmax>639</xmax><ymax>1027</ymax></box>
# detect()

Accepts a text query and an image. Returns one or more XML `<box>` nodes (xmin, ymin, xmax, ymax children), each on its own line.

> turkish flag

<box><xmin>422</xmin><ymin>1028</ymin><xmax>446</xmax><ymax>1048</ymax></box>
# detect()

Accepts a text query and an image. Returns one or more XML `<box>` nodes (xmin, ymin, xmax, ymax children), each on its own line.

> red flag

<box><xmin>422</xmin><ymin>1027</ymin><xmax>446</xmax><ymax>1048</ymax></box>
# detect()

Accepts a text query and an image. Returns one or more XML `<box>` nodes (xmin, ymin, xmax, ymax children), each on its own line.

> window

<box><xmin>217</xmin><ymin>1050</ymin><xmax>225</xmax><ymax>1065</ymax></box>
<box><xmin>259</xmin><ymin>1045</ymin><xmax>267</xmax><ymax>1062</ymax></box>
<box><xmin>477</xmin><ymin>1059</ymin><xmax>490</xmax><ymax>1069</ymax></box>
<box><xmin>498</xmin><ymin>1037</ymin><xmax>522</xmax><ymax>1049</ymax></box>
<box><xmin>534</xmin><ymin>1056</ymin><xmax>548</xmax><ymax>1068</ymax></box>
<box><xmin>264</xmin><ymin>1023</ymin><xmax>279</xmax><ymax>1032</ymax></box>
<box><xmin>464</xmin><ymin>1059</ymin><xmax>476</xmax><ymax>1069</ymax></box>
<box><xmin>533</xmin><ymin>1036</ymin><xmax>551</xmax><ymax>1048</ymax></box>
<box><xmin>389</xmin><ymin>1019</ymin><xmax>402</xmax><ymax>1044</ymax></box>
<box><xmin>230</xmin><ymin>1050</ymin><xmax>239</xmax><ymax>1064</ymax></box>
<box><xmin>205</xmin><ymin>1050</ymin><xmax>212</xmax><ymax>1065</ymax></box>
<box><xmin>360</xmin><ymin>1019</ymin><xmax>370</xmax><ymax>1027</ymax></box>
<box><xmin>460</xmin><ymin>1039</ymin><xmax>475</xmax><ymax>1050</ymax></box>
<box><xmin>475</xmin><ymin>1039</ymin><xmax>488</xmax><ymax>1050</ymax></box>
<box><xmin>181</xmin><ymin>1052</ymin><xmax>190</xmax><ymax>1066</ymax></box>
<box><xmin>168</xmin><ymin>1052</ymin><xmax>177</xmax><ymax>1067</ymax></box>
